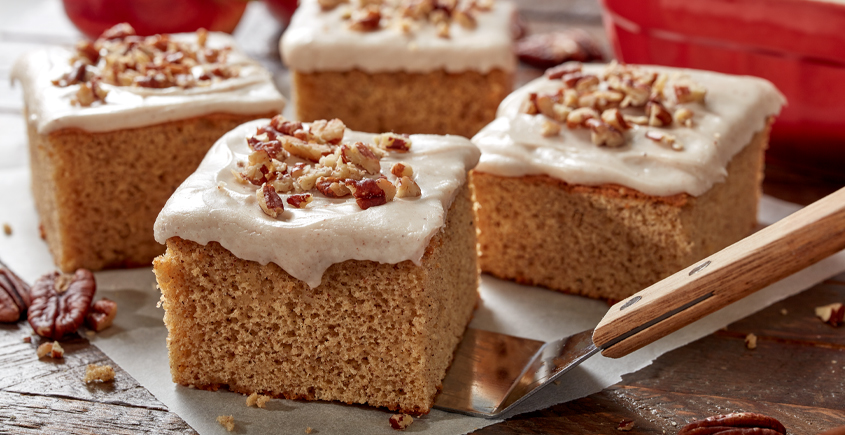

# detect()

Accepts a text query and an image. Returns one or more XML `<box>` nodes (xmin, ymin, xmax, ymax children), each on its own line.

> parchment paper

<box><xmin>1</xmin><ymin>117</ymin><xmax>843</xmax><ymax>433</ymax></box>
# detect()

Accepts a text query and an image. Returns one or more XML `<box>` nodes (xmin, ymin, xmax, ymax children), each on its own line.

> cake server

<box><xmin>435</xmin><ymin>187</ymin><xmax>845</xmax><ymax>418</ymax></box>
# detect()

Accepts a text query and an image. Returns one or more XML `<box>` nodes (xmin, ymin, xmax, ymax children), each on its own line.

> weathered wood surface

<box><xmin>1</xmin><ymin>0</ymin><xmax>844</xmax><ymax>434</ymax></box>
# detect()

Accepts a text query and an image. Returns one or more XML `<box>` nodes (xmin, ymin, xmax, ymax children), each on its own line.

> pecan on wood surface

<box><xmin>28</xmin><ymin>269</ymin><xmax>96</xmax><ymax>339</ymax></box>
<box><xmin>0</xmin><ymin>259</ymin><xmax>31</xmax><ymax>322</ymax></box>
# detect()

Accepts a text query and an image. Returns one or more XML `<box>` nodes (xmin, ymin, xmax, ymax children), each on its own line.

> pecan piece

<box><xmin>316</xmin><ymin>177</ymin><xmax>352</xmax><ymax>198</ymax></box>
<box><xmin>257</xmin><ymin>184</ymin><xmax>285</xmax><ymax>218</ymax></box>
<box><xmin>350</xmin><ymin>6</ymin><xmax>381</xmax><ymax>31</ymax></box>
<box><xmin>601</xmin><ymin>108</ymin><xmax>630</xmax><ymax>131</ymax></box>
<box><xmin>0</xmin><ymin>260</ymin><xmax>31</xmax><ymax>323</ymax></box>
<box><xmin>391</xmin><ymin>163</ymin><xmax>413</xmax><ymax>178</ymax></box>
<box><xmin>389</xmin><ymin>414</ymin><xmax>414</xmax><ymax>430</ymax></box>
<box><xmin>678</xmin><ymin>413</ymin><xmax>786</xmax><ymax>435</ymax></box>
<box><xmin>85</xmin><ymin>298</ymin><xmax>118</xmax><ymax>332</ymax></box>
<box><xmin>100</xmin><ymin>23</ymin><xmax>136</xmax><ymax>40</ymax></box>
<box><xmin>815</xmin><ymin>303</ymin><xmax>844</xmax><ymax>326</ymax></box>
<box><xmin>395</xmin><ymin>176</ymin><xmax>421</xmax><ymax>198</ymax></box>
<box><xmin>270</xmin><ymin>116</ymin><xmax>303</xmax><ymax>137</ymax></box>
<box><xmin>346</xmin><ymin>178</ymin><xmax>388</xmax><ymax>210</ymax></box>
<box><xmin>341</xmin><ymin>142</ymin><xmax>382</xmax><ymax>174</ymax></box>
<box><xmin>645</xmin><ymin>131</ymin><xmax>683</xmax><ymax>150</ymax></box>
<box><xmin>281</xmin><ymin>136</ymin><xmax>330</xmax><ymax>162</ymax></box>
<box><xmin>28</xmin><ymin>269</ymin><xmax>96</xmax><ymax>340</ymax></box>
<box><xmin>516</xmin><ymin>30</ymin><xmax>604</xmax><ymax>69</ymax></box>
<box><xmin>545</xmin><ymin>61</ymin><xmax>582</xmax><ymax>79</ymax></box>
<box><xmin>374</xmin><ymin>133</ymin><xmax>412</xmax><ymax>152</ymax></box>
<box><xmin>309</xmin><ymin>118</ymin><xmax>346</xmax><ymax>145</ymax></box>
<box><xmin>287</xmin><ymin>193</ymin><xmax>313</xmax><ymax>209</ymax></box>
<box><xmin>585</xmin><ymin>119</ymin><xmax>625</xmax><ymax>147</ymax></box>
<box><xmin>566</xmin><ymin>107</ymin><xmax>599</xmax><ymax>129</ymax></box>
<box><xmin>646</xmin><ymin>101</ymin><xmax>673</xmax><ymax>127</ymax></box>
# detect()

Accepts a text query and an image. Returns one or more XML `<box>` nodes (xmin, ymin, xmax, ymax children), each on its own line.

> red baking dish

<box><xmin>600</xmin><ymin>0</ymin><xmax>845</xmax><ymax>172</ymax></box>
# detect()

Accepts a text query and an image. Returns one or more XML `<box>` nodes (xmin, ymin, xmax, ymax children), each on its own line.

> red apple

<box><xmin>263</xmin><ymin>0</ymin><xmax>298</xmax><ymax>28</ymax></box>
<box><xmin>62</xmin><ymin>0</ymin><xmax>249</xmax><ymax>39</ymax></box>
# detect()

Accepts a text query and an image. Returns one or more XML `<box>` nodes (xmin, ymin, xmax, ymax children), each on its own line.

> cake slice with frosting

<box><xmin>153</xmin><ymin>116</ymin><xmax>480</xmax><ymax>415</ymax></box>
<box><xmin>281</xmin><ymin>0</ymin><xmax>516</xmax><ymax>138</ymax></box>
<box><xmin>12</xmin><ymin>24</ymin><xmax>286</xmax><ymax>272</ymax></box>
<box><xmin>471</xmin><ymin>61</ymin><xmax>785</xmax><ymax>302</ymax></box>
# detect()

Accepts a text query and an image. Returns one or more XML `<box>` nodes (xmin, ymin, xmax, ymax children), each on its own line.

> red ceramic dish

<box><xmin>600</xmin><ymin>0</ymin><xmax>845</xmax><ymax>172</ymax></box>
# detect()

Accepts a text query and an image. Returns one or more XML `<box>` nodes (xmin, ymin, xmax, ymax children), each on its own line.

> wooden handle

<box><xmin>593</xmin><ymin>187</ymin><xmax>845</xmax><ymax>358</ymax></box>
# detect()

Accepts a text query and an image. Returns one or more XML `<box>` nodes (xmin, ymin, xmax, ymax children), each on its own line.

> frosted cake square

<box><xmin>471</xmin><ymin>62</ymin><xmax>785</xmax><ymax>302</ymax></box>
<box><xmin>153</xmin><ymin>116</ymin><xmax>480</xmax><ymax>414</ymax></box>
<box><xmin>281</xmin><ymin>0</ymin><xmax>516</xmax><ymax>138</ymax></box>
<box><xmin>12</xmin><ymin>24</ymin><xmax>286</xmax><ymax>272</ymax></box>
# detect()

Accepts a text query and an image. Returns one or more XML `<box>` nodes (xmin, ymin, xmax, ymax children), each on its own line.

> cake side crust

<box><xmin>28</xmin><ymin>111</ymin><xmax>279</xmax><ymax>272</ymax></box>
<box><xmin>472</xmin><ymin>121</ymin><xmax>771</xmax><ymax>302</ymax></box>
<box><xmin>153</xmin><ymin>184</ymin><xmax>478</xmax><ymax>415</ymax></box>
<box><xmin>293</xmin><ymin>69</ymin><xmax>512</xmax><ymax>138</ymax></box>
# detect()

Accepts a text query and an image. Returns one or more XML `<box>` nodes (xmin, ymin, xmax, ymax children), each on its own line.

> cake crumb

<box><xmin>780</xmin><ymin>308</ymin><xmax>788</xmax><ymax>316</ymax></box>
<box><xmin>2</xmin><ymin>223</ymin><xmax>11</xmax><ymax>236</ymax></box>
<box><xmin>305</xmin><ymin>427</ymin><xmax>313</xmax><ymax>434</ymax></box>
<box><xmin>389</xmin><ymin>414</ymin><xmax>413</xmax><ymax>430</ymax></box>
<box><xmin>216</xmin><ymin>415</ymin><xmax>235</xmax><ymax>432</ymax></box>
<box><xmin>246</xmin><ymin>392</ymin><xmax>272</xmax><ymax>408</ymax></box>
<box><xmin>745</xmin><ymin>333</ymin><xmax>757</xmax><ymax>350</ymax></box>
<box><xmin>84</xmin><ymin>364</ymin><xmax>115</xmax><ymax>383</ymax></box>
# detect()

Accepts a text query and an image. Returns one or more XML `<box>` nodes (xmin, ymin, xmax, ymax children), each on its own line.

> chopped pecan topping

<box><xmin>54</xmin><ymin>22</ymin><xmax>239</xmax><ymax>106</ymax></box>
<box><xmin>350</xmin><ymin>5</ymin><xmax>382</xmax><ymax>31</ymax></box>
<box><xmin>396</xmin><ymin>176</ymin><xmax>422</xmax><ymax>198</ymax></box>
<box><xmin>309</xmin><ymin>118</ymin><xmax>346</xmax><ymax>145</ymax></box>
<box><xmin>318</xmin><ymin>0</ymin><xmax>349</xmax><ymax>9</ymax></box>
<box><xmin>341</xmin><ymin>142</ymin><xmax>382</xmax><ymax>174</ymax></box>
<box><xmin>391</xmin><ymin>163</ymin><xmax>413</xmax><ymax>178</ymax></box>
<box><xmin>645</xmin><ymin>131</ymin><xmax>683</xmax><ymax>151</ymax></box>
<box><xmin>521</xmin><ymin>62</ymin><xmax>705</xmax><ymax>149</ymax></box>
<box><xmin>287</xmin><ymin>194</ymin><xmax>313</xmax><ymax>209</ymax></box>
<box><xmin>257</xmin><ymin>184</ymin><xmax>285</xmax><ymax>217</ymax></box>
<box><xmin>315</xmin><ymin>177</ymin><xmax>352</xmax><ymax>198</ymax></box>
<box><xmin>28</xmin><ymin>269</ymin><xmax>96</xmax><ymax>340</ymax></box>
<box><xmin>374</xmin><ymin>133</ymin><xmax>412</xmax><ymax>152</ymax></box>
<box><xmin>586</xmin><ymin>119</ymin><xmax>625</xmax><ymax>147</ymax></box>
<box><xmin>346</xmin><ymin>178</ymin><xmax>388</xmax><ymax>210</ymax></box>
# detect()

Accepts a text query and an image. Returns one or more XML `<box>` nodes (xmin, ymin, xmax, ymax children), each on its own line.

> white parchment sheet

<box><xmin>2</xmin><ymin>140</ymin><xmax>843</xmax><ymax>434</ymax></box>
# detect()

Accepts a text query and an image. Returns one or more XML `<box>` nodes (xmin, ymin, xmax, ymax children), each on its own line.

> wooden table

<box><xmin>1</xmin><ymin>1</ymin><xmax>844</xmax><ymax>433</ymax></box>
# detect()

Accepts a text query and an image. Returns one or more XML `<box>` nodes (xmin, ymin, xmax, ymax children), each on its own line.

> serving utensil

<box><xmin>435</xmin><ymin>187</ymin><xmax>845</xmax><ymax>417</ymax></box>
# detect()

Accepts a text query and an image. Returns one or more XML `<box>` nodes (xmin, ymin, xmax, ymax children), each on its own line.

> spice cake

<box><xmin>471</xmin><ymin>62</ymin><xmax>785</xmax><ymax>302</ymax></box>
<box><xmin>12</xmin><ymin>24</ymin><xmax>286</xmax><ymax>272</ymax></box>
<box><xmin>281</xmin><ymin>0</ymin><xmax>516</xmax><ymax>138</ymax></box>
<box><xmin>153</xmin><ymin>116</ymin><xmax>480</xmax><ymax>414</ymax></box>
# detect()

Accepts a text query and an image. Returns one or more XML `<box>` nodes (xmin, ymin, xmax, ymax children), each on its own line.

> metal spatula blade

<box><xmin>434</xmin><ymin>187</ymin><xmax>845</xmax><ymax>418</ymax></box>
<box><xmin>435</xmin><ymin>329</ymin><xmax>597</xmax><ymax>417</ymax></box>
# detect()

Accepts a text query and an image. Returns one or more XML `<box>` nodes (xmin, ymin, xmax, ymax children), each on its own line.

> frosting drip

<box><xmin>472</xmin><ymin>64</ymin><xmax>785</xmax><ymax>197</ymax></box>
<box><xmin>154</xmin><ymin>119</ymin><xmax>480</xmax><ymax>288</ymax></box>
<box><xmin>12</xmin><ymin>32</ymin><xmax>286</xmax><ymax>134</ymax></box>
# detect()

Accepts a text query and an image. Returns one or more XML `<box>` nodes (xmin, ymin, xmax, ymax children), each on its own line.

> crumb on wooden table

<box><xmin>745</xmin><ymin>333</ymin><xmax>757</xmax><ymax>350</ymax></box>
<box><xmin>84</xmin><ymin>364</ymin><xmax>115</xmax><ymax>383</ymax></box>
<box><xmin>306</xmin><ymin>427</ymin><xmax>313</xmax><ymax>434</ymax></box>
<box><xmin>216</xmin><ymin>415</ymin><xmax>235</xmax><ymax>432</ymax></box>
<box><xmin>37</xmin><ymin>341</ymin><xmax>64</xmax><ymax>359</ymax></box>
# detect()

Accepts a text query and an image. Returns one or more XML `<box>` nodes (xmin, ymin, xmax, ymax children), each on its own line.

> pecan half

<box><xmin>0</xmin><ymin>260</ymin><xmax>31</xmax><ymax>323</ymax></box>
<box><xmin>28</xmin><ymin>270</ymin><xmax>96</xmax><ymax>339</ymax></box>
<box><xmin>678</xmin><ymin>412</ymin><xmax>786</xmax><ymax>435</ymax></box>
<box><xmin>85</xmin><ymin>298</ymin><xmax>118</xmax><ymax>332</ymax></box>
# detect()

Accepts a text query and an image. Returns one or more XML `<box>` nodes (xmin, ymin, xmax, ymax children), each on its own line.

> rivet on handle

<box><xmin>620</xmin><ymin>296</ymin><xmax>641</xmax><ymax>311</ymax></box>
<box><xmin>689</xmin><ymin>260</ymin><xmax>711</xmax><ymax>276</ymax></box>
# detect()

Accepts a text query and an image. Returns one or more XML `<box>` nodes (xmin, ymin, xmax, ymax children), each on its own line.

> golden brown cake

<box><xmin>12</xmin><ymin>24</ymin><xmax>286</xmax><ymax>272</ymax></box>
<box><xmin>281</xmin><ymin>0</ymin><xmax>516</xmax><ymax>138</ymax></box>
<box><xmin>153</xmin><ymin>117</ymin><xmax>481</xmax><ymax>414</ymax></box>
<box><xmin>471</xmin><ymin>62</ymin><xmax>785</xmax><ymax>302</ymax></box>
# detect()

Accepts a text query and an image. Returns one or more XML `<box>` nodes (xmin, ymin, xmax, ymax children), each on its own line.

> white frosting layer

<box><xmin>12</xmin><ymin>32</ymin><xmax>286</xmax><ymax>134</ymax></box>
<box><xmin>154</xmin><ymin>119</ymin><xmax>480</xmax><ymax>288</ymax></box>
<box><xmin>280</xmin><ymin>0</ymin><xmax>516</xmax><ymax>73</ymax></box>
<box><xmin>472</xmin><ymin>64</ymin><xmax>785</xmax><ymax>197</ymax></box>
